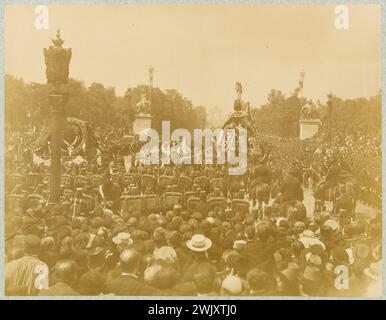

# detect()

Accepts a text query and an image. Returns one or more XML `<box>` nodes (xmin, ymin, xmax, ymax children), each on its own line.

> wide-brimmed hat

<box><xmin>186</xmin><ymin>234</ymin><xmax>212</xmax><ymax>252</ymax></box>
<box><xmin>112</xmin><ymin>232</ymin><xmax>133</xmax><ymax>246</ymax></box>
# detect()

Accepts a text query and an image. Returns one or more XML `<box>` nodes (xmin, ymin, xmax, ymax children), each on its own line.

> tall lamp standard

<box><xmin>44</xmin><ymin>30</ymin><xmax>72</xmax><ymax>202</ymax></box>
<box><xmin>327</xmin><ymin>93</ymin><xmax>333</xmax><ymax>146</ymax></box>
<box><xmin>149</xmin><ymin>67</ymin><xmax>154</xmax><ymax>113</ymax></box>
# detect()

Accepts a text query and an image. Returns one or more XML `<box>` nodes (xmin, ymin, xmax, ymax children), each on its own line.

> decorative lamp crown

<box><xmin>44</xmin><ymin>29</ymin><xmax>72</xmax><ymax>85</ymax></box>
<box><xmin>52</xmin><ymin>29</ymin><xmax>64</xmax><ymax>48</ymax></box>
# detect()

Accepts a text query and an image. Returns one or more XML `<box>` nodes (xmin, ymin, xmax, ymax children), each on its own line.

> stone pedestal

<box><xmin>299</xmin><ymin>119</ymin><xmax>320</xmax><ymax>140</ymax></box>
<box><xmin>133</xmin><ymin>113</ymin><xmax>152</xmax><ymax>134</ymax></box>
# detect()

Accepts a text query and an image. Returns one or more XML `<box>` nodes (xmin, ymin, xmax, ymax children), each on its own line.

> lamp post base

<box><xmin>48</xmin><ymin>93</ymin><xmax>65</xmax><ymax>202</ymax></box>
<box><xmin>299</xmin><ymin>119</ymin><xmax>321</xmax><ymax>140</ymax></box>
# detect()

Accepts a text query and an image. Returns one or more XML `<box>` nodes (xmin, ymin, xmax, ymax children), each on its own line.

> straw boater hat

<box><xmin>298</xmin><ymin>230</ymin><xmax>326</xmax><ymax>250</ymax></box>
<box><xmin>112</xmin><ymin>232</ymin><xmax>133</xmax><ymax>246</ymax></box>
<box><xmin>186</xmin><ymin>234</ymin><xmax>212</xmax><ymax>252</ymax></box>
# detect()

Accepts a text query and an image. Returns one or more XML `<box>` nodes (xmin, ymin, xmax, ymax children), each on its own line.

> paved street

<box><xmin>303</xmin><ymin>189</ymin><xmax>315</xmax><ymax>218</ymax></box>
<box><xmin>303</xmin><ymin>188</ymin><xmax>378</xmax><ymax>220</ymax></box>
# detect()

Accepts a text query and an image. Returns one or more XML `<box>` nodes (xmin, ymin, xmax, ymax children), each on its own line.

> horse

<box><xmin>249</xmin><ymin>177</ymin><xmax>271</xmax><ymax>218</ymax></box>
<box><xmin>281</xmin><ymin>200</ymin><xmax>307</xmax><ymax>225</ymax></box>
<box><xmin>226</xmin><ymin>174</ymin><xmax>246</xmax><ymax>198</ymax></box>
<box><xmin>333</xmin><ymin>180</ymin><xmax>357</xmax><ymax>214</ymax></box>
<box><xmin>313</xmin><ymin>175</ymin><xmax>358</xmax><ymax>215</ymax></box>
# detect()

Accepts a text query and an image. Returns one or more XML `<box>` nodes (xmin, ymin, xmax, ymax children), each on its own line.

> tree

<box><xmin>66</xmin><ymin>79</ymin><xmax>88</xmax><ymax>120</ymax></box>
<box><xmin>193</xmin><ymin>106</ymin><xmax>208</xmax><ymax>127</ymax></box>
<box><xmin>87</xmin><ymin>82</ymin><xmax>117</xmax><ymax>126</ymax></box>
<box><xmin>252</xmin><ymin>87</ymin><xmax>381</xmax><ymax>139</ymax></box>
<box><xmin>252</xmin><ymin>89</ymin><xmax>302</xmax><ymax>137</ymax></box>
<box><xmin>4</xmin><ymin>74</ymin><xmax>29</xmax><ymax>130</ymax></box>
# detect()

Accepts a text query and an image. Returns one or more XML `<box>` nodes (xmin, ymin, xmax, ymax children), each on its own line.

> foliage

<box><xmin>252</xmin><ymin>89</ymin><xmax>303</xmax><ymax>138</ymax></box>
<box><xmin>5</xmin><ymin>73</ymin><xmax>380</xmax><ymax>139</ymax></box>
<box><xmin>4</xmin><ymin>74</ymin><xmax>207</xmax><ymax>133</ymax></box>
<box><xmin>318</xmin><ymin>93</ymin><xmax>381</xmax><ymax>138</ymax></box>
<box><xmin>252</xmin><ymin>88</ymin><xmax>381</xmax><ymax>138</ymax></box>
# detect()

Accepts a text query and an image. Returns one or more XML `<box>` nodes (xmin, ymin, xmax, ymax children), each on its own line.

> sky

<box><xmin>5</xmin><ymin>4</ymin><xmax>381</xmax><ymax>113</ymax></box>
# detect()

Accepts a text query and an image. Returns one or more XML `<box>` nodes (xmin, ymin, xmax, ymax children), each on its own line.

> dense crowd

<box><xmin>4</xmin><ymin>128</ymin><xmax>382</xmax><ymax>297</ymax></box>
<box><xmin>264</xmin><ymin>131</ymin><xmax>382</xmax><ymax>208</ymax></box>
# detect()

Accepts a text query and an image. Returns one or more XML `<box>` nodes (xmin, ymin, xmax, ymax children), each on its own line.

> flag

<box><xmin>149</xmin><ymin>67</ymin><xmax>154</xmax><ymax>86</ymax></box>
<box><xmin>235</xmin><ymin>82</ymin><xmax>243</xmax><ymax>95</ymax></box>
<box><xmin>299</xmin><ymin>71</ymin><xmax>305</xmax><ymax>90</ymax></box>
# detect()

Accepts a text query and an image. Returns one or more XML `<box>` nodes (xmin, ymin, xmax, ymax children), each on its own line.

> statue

<box><xmin>136</xmin><ymin>93</ymin><xmax>151</xmax><ymax>114</ymax></box>
<box><xmin>222</xmin><ymin>82</ymin><xmax>263</xmax><ymax>160</ymax></box>
<box><xmin>299</xmin><ymin>102</ymin><xmax>321</xmax><ymax>140</ymax></box>
<box><xmin>133</xmin><ymin>92</ymin><xmax>152</xmax><ymax>134</ymax></box>
<box><xmin>225</xmin><ymin>82</ymin><xmax>252</xmax><ymax>125</ymax></box>
<box><xmin>300</xmin><ymin>102</ymin><xmax>319</xmax><ymax>120</ymax></box>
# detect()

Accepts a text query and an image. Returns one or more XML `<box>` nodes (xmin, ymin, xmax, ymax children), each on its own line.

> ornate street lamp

<box><xmin>327</xmin><ymin>93</ymin><xmax>333</xmax><ymax>146</ymax></box>
<box><xmin>149</xmin><ymin>67</ymin><xmax>154</xmax><ymax>112</ymax></box>
<box><xmin>44</xmin><ymin>30</ymin><xmax>72</xmax><ymax>202</ymax></box>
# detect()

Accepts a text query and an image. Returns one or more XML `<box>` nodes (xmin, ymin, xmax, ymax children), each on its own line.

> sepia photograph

<box><xmin>3</xmin><ymin>3</ymin><xmax>382</xmax><ymax>298</ymax></box>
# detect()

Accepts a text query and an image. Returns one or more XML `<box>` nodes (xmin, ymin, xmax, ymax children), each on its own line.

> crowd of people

<box><xmin>4</xmin><ymin>126</ymin><xmax>382</xmax><ymax>297</ymax></box>
<box><xmin>264</xmin><ymin>131</ymin><xmax>382</xmax><ymax>209</ymax></box>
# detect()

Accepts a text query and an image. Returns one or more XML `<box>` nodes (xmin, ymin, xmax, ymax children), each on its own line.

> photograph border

<box><xmin>0</xmin><ymin>0</ymin><xmax>384</xmax><ymax>300</ymax></box>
